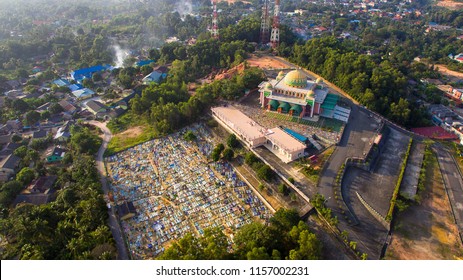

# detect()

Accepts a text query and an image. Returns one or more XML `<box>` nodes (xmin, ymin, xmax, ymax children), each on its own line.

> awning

<box><xmin>269</xmin><ymin>99</ymin><xmax>279</xmax><ymax>110</ymax></box>
<box><xmin>290</xmin><ymin>104</ymin><xmax>302</xmax><ymax>114</ymax></box>
<box><xmin>278</xmin><ymin>102</ymin><xmax>290</xmax><ymax>112</ymax></box>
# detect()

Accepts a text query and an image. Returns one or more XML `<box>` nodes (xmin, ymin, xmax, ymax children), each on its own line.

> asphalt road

<box><xmin>434</xmin><ymin>145</ymin><xmax>463</xmax><ymax>242</ymax></box>
<box><xmin>88</xmin><ymin>120</ymin><xmax>130</xmax><ymax>260</ymax></box>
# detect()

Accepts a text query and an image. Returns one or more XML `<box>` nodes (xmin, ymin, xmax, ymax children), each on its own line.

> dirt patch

<box><xmin>116</xmin><ymin>126</ymin><xmax>144</xmax><ymax>138</ymax></box>
<box><xmin>436</xmin><ymin>0</ymin><xmax>463</xmax><ymax>10</ymax></box>
<box><xmin>246</xmin><ymin>55</ymin><xmax>291</xmax><ymax>70</ymax></box>
<box><xmin>435</xmin><ymin>64</ymin><xmax>463</xmax><ymax>83</ymax></box>
<box><xmin>386</xmin><ymin>152</ymin><xmax>463</xmax><ymax>260</ymax></box>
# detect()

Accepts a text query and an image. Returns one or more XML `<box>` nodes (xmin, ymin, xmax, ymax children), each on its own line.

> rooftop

<box><xmin>265</xmin><ymin>127</ymin><xmax>306</xmax><ymax>153</ymax></box>
<box><xmin>211</xmin><ymin>106</ymin><xmax>266</xmax><ymax>141</ymax></box>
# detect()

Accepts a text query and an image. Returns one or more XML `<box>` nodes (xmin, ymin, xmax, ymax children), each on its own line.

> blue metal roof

<box><xmin>70</xmin><ymin>65</ymin><xmax>108</xmax><ymax>81</ymax></box>
<box><xmin>282</xmin><ymin>127</ymin><xmax>308</xmax><ymax>143</ymax></box>
<box><xmin>53</xmin><ymin>79</ymin><xmax>70</xmax><ymax>87</ymax></box>
<box><xmin>69</xmin><ymin>83</ymin><xmax>83</xmax><ymax>92</ymax></box>
<box><xmin>135</xmin><ymin>60</ymin><xmax>155</xmax><ymax>67</ymax></box>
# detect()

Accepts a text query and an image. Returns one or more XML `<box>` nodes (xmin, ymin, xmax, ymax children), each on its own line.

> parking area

<box><xmin>106</xmin><ymin>123</ymin><xmax>272</xmax><ymax>259</ymax></box>
<box><xmin>341</xmin><ymin>128</ymin><xmax>411</xmax><ymax>258</ymax></box>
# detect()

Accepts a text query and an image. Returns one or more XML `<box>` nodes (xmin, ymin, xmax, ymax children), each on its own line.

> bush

<box><xmin>257</xmin><ymin>165</ymin><xmax>275</xmax><ymax>181</ymax></box>
<box><xmin>227</xmin><ymin>134</ymin><xmax>239</xmax><ymax>148</ymax></box>
<box><xmin>183</xmin><ymin>130</ymin><xmax>197</xmax><ymax>141</ymax></box>
<box><xmin>222</xmin><ymin>148</ymin><xmax>234</xmax><ymax>161</ymax></box>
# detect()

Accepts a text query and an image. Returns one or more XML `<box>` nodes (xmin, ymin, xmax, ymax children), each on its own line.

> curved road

<box><xmin>88</xmin><ymin>121</ymin><xmax>130</xmax><ymax>260</ymax></box>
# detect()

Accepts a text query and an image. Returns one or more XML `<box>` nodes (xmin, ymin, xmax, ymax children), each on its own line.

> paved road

<box><xmin>88</xmin><ymin>121</ymin><xmax>130</xmax><ymax>260</ymax></box>
<box><xmin>434</xmin><ymin>144</ymin><xmax>463</xmax><ymax>243</ymax></box>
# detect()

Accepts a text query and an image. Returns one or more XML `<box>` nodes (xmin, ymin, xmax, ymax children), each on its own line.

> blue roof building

<box><xmin>70</xmin><ymin>65</ymin><xmax>109</xmax><ymax>82</ymax></box>
<box><xmin>68</xmin><ymin>83</ymin><xmax>83</xmax><ymax>92</ymax></box>
<box><xmin>72</xmin><ymin>88</ymin><xmax>94</xmax><ymax>100</ymax></box>
<box><xmin>135</xmin><ymin>60</ymin><xmax>155</xmax><ymax>67</ymax></box>
<box><xmin>142</xmin><ymin>71</ymin><xmax>167</xmax><ymax>85</ymax></box>
<box><xmin>53</xmin><ymin>79</ymin><xmax>70</xmax><ymax>87</ymax></box>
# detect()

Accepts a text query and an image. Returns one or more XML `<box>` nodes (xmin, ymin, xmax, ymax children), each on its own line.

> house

<box><xmin>36</xmin><ymin>102</ymin><xmax>51</xmax><ymax>113</ymax></box>
<box><xmin>68</xmin><ymin>83</ymin><xmax>83</xmax><ymax>92</ymax></box>
<box><xmin>46</xmin><ymin>146</ymin><xmax>66</xmax><ymax>163</ymax></box>
<box><xmin>25</xmin><ymin>175</ymin><xmax>57</xmax><ymax>194</ymax></box>
<box><xmin>70</xmin><ymin>65</ymin><xmax>108</xmax><ymax>82</ymax></box>
<box><xmin>116</xmin><ymin>201</ymin><xmax>137</xmax><ymax>220</ymax></box>
<box><xmin>142</xmin><ymin>71</ymin><xmax>167</xmax><ymax>85</ymax></box>
<box><xmin>0</xmin><ymin>154</ymin><xmax>20</xmax><ymax>182</ymax></box>
<box><xmin>0</xmin><ymin>124</ymin><xmax>13</xmax><ymax>136</ymax></box>
<box><xmin>33</xmin><ymin>130</ymin><xmax>48</xmax><ymax>140</ymax></box>
<box><xmin>58</xmin><ymin>100</ymin><xmax>77</xmax><ymax>114</ymax></box>
<box><xmin>108</xmin><ymin>107</ymin><xmax>126</xmax><ymax>119</ymax></box>
<box><xmin>6</xmin><ymin>120</ymin><xmax>23</xmax><ymax>132</ymax></box>
<box><xmin>85</xmin><ymin>100</ymin><xmax>109</xmax><ymax>117</ymax></box>
<box><xmin>135</xmin><ymin>60</ymin><xmax>155</xmax><ymax>67</ymax></box>
<box><xmin>13</xmin><ymin>193</ymin><xmax>54</xmax><ymax>206</ymax></box>
<box><xmin>54</xmin><ymin>121</ymin><xmax>73</xmax><ymax>142</ymax></box>
<box><xmin>72</xmin><ymin>88</ymin><xmax>94</xmax><ymax>100</ymax></box>
<box><xmin>53</xmin><ymin>78</ymin><xmax>70</xmax><ymax>87</ymax></box>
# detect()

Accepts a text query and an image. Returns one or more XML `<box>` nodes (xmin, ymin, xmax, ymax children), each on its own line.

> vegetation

<box><xmin>312</xmin><ymin>193</ymin><xmax>338</xmax><ymax>226</ymax></box>
<box><xmin>158</xmin><ymin>208</ymin><xmax>322</xmax><ymax>260</ymax></box>
<box><xmin>386</xmin><ymin>138</ymin><xmax>413</xmax><ymax>221</ymax></box>
<box><xmin>243</xmin><ymin>152</ymin><xmax>276</xmax><ymax>182</ymax></box>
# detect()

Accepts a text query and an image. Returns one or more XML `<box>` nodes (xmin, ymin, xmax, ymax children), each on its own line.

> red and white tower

<box><xmin>270</xmin><ymin>0</ymin><xmax>280</xmax><ymax>49</ymax></box>
<box><xmin>260</xmin><ymin>0</ymin><xmax>270</xmax><ymax>44</ymax></box>
<box><xmin>211</xmin><ymin>0</ymin><xmax>219</xmax><ymax>39</ymax></box>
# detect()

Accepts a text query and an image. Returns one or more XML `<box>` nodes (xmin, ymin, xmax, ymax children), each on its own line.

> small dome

<box><xmin>306</xmin><ymin>90</ymin><xmax>315</xmax><ymax>98</ymax></box>
<box><xmin>316</xmin><ymin>77</ymin><xmax>323</xmax><ymax>84</ymax></box>
<box><xmin>265</xmin><ymin>83</ymin><xmax>273</xmax><ymax>90</ymax></box>
<box><xmin>284</xmin><ymin>69</ymin><xmax>307</xmax><ymax>88</ymax></box>
<box><xmin>276</xmin><ymin>71</ymin><xmax>285</xmax><ymax>80</ymax></box>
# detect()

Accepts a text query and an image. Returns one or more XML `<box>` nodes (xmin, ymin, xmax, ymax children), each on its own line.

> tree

<box><xmin>140</xmin><ymin>65</ymin><xmax>152</xmax><ymax>76</ymax></box>
<box><xmin>92</xmin><ymin>72</ymin><xmax>103</xmax><ymax>82</ymax></box>
<box><xmin>183</xmin><ymin>130</ymin><xmax>196</xmax><ymax>141</ymax></box>
<box><xmin>24</xmin><ymin>111</ymin><xmax>41</xmax><ymax>126</ymax></box>
<box><xmin>70</xmin><ymin>127</ymin><xmax>102</xmax><ymax>155</ymax></box>
<box><xmin>13</xmin><ymin>146</ymin><xmax>28</xmax><ymax>158</ymax></box>
<box><xmin>0</xmin><ymin>180</ymin><xmax>23</xmax><ymax>208</ymax></box>
<box><xmin>12</xmin><ymin>99</ymin><xmax>29</xmax><ymax>113</ymax></box>
<box><xmin>16</xmin><ymin>167</ymin><xmax>35</xmax><ymax>185</ymax></box>
<box><xmin>49</xmin><ymin>103</ymin><xmax>64</xmax><ymax>114</ymax></box>
<box><xmin>40</xmin><ymin>111</ymin><xmax>51</xmax><ymax>120</ymax></box>
<box><xmin>257</xmin><ymin>165</ymin><xmax>274</xmax><ymax>181</ymax></box>
<box><xmin>246</xmin><ymin>247</ymin><xmax>269</xmax><ymax>260</ymax></box>
<box><xmin>227</xmin><ymin>134</ymin><xmax>239</xmax><ymax>148</ymax></box>
<box><xmin>11</xmin><ymin>134</ymin><xmax>22</xmax><ymax>143</ymax></box>
<box><xmin>278</xmin><ymin>183</ymin><xmax>288</xmax><ymax>195</ymax></box>
<box><xmin>222</xmin><ymin>148</ymin><xmax>234</xmax><ymax>161</ymax></box>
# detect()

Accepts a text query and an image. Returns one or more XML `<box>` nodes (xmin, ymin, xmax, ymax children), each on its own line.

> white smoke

<box><xmin>175</xmin><ymin>0</ymin><xmax>193</xmax><ymax>18</ymax></box>
<box><xmin>112</xmin><ymin>45</ymin><xmax>130</xmax><ymax>68</ymax></box>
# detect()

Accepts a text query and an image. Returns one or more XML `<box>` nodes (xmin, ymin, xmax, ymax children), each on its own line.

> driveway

<box><xmin>88</xmin><ymin>120</ymin><xmax>130</xmax><ymax>260</ymax></box>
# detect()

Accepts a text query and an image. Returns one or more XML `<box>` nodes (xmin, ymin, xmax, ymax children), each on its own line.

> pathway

<box><xmin>88</xmin><ymin>120</ymin><xmax>130</xmax><ymax>260</ymax></box>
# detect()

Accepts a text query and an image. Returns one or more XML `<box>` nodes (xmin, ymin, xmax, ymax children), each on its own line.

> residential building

<box><xmin>46</xmin><ymin>146</ymin><xmax>66</xmax><ymax>163</ymax></box>
<box><xmin>0</xmin><ymin>154</ymin><xmax>20</xmax><ymax>182</ymax></box>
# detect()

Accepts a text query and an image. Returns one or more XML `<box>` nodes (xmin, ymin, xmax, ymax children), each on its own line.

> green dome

<box><xmin>284</xmin><ymin>69</ymin><xmax>307</xmax><ymax>88</ymax></box>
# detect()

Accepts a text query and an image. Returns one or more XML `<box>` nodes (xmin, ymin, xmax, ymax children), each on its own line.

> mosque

<box><xmin>258</xmin><ymin>69</ymin><xmax>350</xmax><ymax>122</ymax></box>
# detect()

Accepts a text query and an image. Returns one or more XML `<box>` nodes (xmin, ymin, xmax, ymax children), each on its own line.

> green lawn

<box><xmin>105</xmin><ymin>125</ymin><xmax>157</xmax><ymax>156</ymax></box>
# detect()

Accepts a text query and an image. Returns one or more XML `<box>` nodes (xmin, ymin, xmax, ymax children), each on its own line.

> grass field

<box><xmin>266</xmin><ymin>111</ymin><xmax>344</xmax><ymax>132</ymax></box>
<box><xmin>105</xmin><ymin>125</ymin><xmax>157</xmax><ymax>156</ymax></box>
